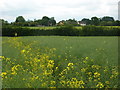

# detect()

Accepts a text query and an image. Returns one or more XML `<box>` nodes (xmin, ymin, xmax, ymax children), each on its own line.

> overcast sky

<box><xmin>0</xmin><ymin>0</ymin><xmax>119</xmax><ymax>22</ymax></box>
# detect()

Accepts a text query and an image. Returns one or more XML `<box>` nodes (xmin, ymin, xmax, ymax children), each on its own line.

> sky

<box><xmin>0</xmin><ymin>0</ymin><xmax>119</xmax><ymax>22</ymax></box>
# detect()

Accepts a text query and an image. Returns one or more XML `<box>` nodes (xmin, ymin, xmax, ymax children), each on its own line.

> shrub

<box><xmin>54</xmin><ymin>25</ymin><xmax>81</xmax><ymax>36</ymax></box>
<box><xmin>2</xmin><ymin>25</ymin><xmax>120</xmax><ymax>36</ymax></box>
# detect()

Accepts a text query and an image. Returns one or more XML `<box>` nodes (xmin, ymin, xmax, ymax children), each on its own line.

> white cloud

<box><xmin>0</xmin><ymin>0</ymin><xmax>119</xmax><ymax>22</ymax></box>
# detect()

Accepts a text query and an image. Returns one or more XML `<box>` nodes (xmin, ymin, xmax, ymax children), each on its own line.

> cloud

<box><xmin>0</xmin><ymin>0</ymin><xmax>119</xmax><ymax>22</ymax></box>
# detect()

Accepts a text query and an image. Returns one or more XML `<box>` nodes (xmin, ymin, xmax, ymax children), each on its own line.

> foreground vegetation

<box><xmin>1</xmin><ymin>36</ymin><xmax>119</xmax><ymax>88</ymax></box>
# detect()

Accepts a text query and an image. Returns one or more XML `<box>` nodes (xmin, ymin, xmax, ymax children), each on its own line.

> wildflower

<box><xmin>94</xmin><ymin>72</ymin><xmax>100</xmax><ymax>78</ymax></box>
<box><xmin>22</xmin><ymin>78</ymin><xmax>26</xmax><ymax>80</ymax></box>
<box><xmin>85</xmin><ymin>57</ymin><xmax>89</xmax><ymax>60</ymax></box>
<box><xmin>60</xmin><ymin>80</ymin><xmax>66</xmax><ymax>85</ymax></box>
<box><xmin>88</xmin><ymin>77</ymin><xmax>92</xmax><ymax>81</ymax></box>
<box><xmin>49</xmin><ymin>60</ymin><xmax>54</xmax><ymax>64</ymax></box>
<box><xmin>72</xmin><ymin>78</ymin><xmax>77</xmax><ymax>81</ymax></box>
<box><xmin>87</xmin><ymin>72</ymin><xmax>92</xmax><ymax>75</ymax></box>
<box><xmin>94</xmin><ymin>79</ymin><xmax>97</xmax><ymax>82</ymax></box>
<box><xmin>66</xmin><ymin>67</ymin><xmax>70</xmax><ymax>70</ymax></box>
<box><xmin>81</xmin><ymin>68</ymin><xmax>87</xmax><ymax>72</ymax></box>
<box><xmin>50</xmin><ymin>81</ymin><xmax>56</xmax><ymax>85</ymax></box>
<box><xmin>104</xmin><ymin>69</ymin><xmax>108</xmax><ymax>72</ymax></box>
<box><xmin>92</xmin><ymin>65</ymin><xmax>101</xmax><ymax>70</ymax></box>
<box><xmin>1</xmin><ymin>72</ymin><xmax>7</xmax><ymax>76</ymax></box>
<box><xmin>41</xmin><ymin>83</ymin><xmax>47</xmax><ymax>87</ymax></box>
<box><xmin>83</xmin><ymin>60</ymin><xmax>87</xmax><ymax>64</ymax></box>
<box><xmin>96</xmin><ymin>82</ymin><xmax>104</xmax><ymax>88</ymax></box>
<box><xmin>0</xmin><ymin>56</ymin><xmax>5</xmax><ymax>59</ymax></box>
<box><xmin>1</xmin><ymin>72</ymin><xmax>7</xmax><ymax>78</ymax></box>
<box><xmin>21</xmin><ymin>50</ymin><xmax>26</xmax><ymax>53</ymax></box>
<box><xmin>79</xmin><ymin>80</ymin><xmax>85</xmax><ymax>84</ymax></box>
<box><xmin>98</xmin><ymin>78</ymin><xmax>100</xmax><ymax>80</ymax></box>
<box><xmin>68</xmin><ymin>63</ymin><xmax>74</xmax><ymax>66</ymax></box>
<box><xmin>55</xmin><ymin>67</ymin><xmax>58</xmax><ymax>70</ymax></box>
<box><xmin>76</xmin><ymin>72</ymin><xmax>79</xmax><ymax>75</ymax></box>
<box><xmin>105</xmin><ymin>81</ymin><xmax>110</xmax><ymax>84</ymax></box>
<box><xmin>11</xmin><ymin>71</ymin><xmax>17</xmax><ymax>75</ymax></box>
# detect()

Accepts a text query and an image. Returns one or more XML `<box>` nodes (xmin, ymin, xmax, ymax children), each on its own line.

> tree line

<box><xmin>1</xmin><ymin>16</ymin><xmax>120</xmax><ymax>26</ymax></box>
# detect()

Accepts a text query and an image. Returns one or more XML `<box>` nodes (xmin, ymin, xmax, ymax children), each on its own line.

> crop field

<box><xmin>1</xmin><ymin>36</ymin><xmax>119</xmax><ymax>88</ymax></box>
<box><xmin>25</xmin><ymin>26</ymin><xmax>120</xmax><ymax>29</ymax></box>
<box><xmin>25</xmin><ymin>26</ymin><xmax>56</xmax><ymax>30</ymax></box>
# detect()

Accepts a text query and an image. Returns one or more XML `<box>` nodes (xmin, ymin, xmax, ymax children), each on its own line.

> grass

<box><xmin>25</xmin><ymin>26</ymin><xmax>56</xmax><ymax>30</ymax></box>
<box><xmin>1</xmin><ymin>36</ymin><xmax>119</xmax><ymax>88</ymax></box>
<box><xmin>25</xmin><ymin>26</ymin><xmax>120</xmax><ymax>30</ymax></box>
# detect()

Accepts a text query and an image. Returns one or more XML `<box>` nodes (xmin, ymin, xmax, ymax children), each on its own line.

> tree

<box><xmin>0</xmin><ymin>19</ymin><xmax>9</xmax><ymax>25</ymax></box>
<box><xmin>91</xmin><ymin>17</ymin><xmax>100</xmax><ymax>25</ymax></box>
<box><xmin>15</xmin><ymin>16</ymin><xmax>26</xmax><ymax>26</ymax></box>
<box><xmin>114</xmin><ymin>20</ymin><xmax>120</xmax><ymax>26</ymax></box>
<box><xmin>101</xmin><ymin>16</ymin><xmax>114</xmax><ymax>22</ymax></box>
<box><xmin>65</xmin><ymin>19</ymin><xmax>78</xmax><ymax>26</ymax></box>
<box><xmin>49</xmin><ymin>17</ymin><xmax>56</xmax><ymax>26</ymax></box>
<box><xmin>81</xmin><ymin>18</ymin><xmax>91</xmax><ymax>25</ymax></box>
<box><xmin>15</xmin><ymin>16</ymin><xmax>25</xmax><ymax>23</ymax></box>
<box><xmin>41</xmin><ymin>16</ymin><xmax>50</xmax><ymax>26</ymax></box>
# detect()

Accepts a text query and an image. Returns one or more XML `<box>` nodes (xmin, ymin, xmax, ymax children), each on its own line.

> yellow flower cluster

<box><xmin>96</xmin><ymin>82</ymin><xmax>104</xmax><ymax>88</ymax></box>
<box><xmin>92</xmin><ymin>65</ymin><xmax>101</xmax><ymax>70</ymax></box>
<box><xmin>94</xmin><ymin>72</ymin><xmax>100</xmax><ymax>78</ymax></box>
<box><xmin>60</xmin><ymin>78</ymin><xmax>85</xmax><ymax>88</ymax></box>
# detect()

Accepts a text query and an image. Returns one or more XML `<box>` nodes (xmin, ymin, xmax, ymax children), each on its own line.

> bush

<box><xmin>54</xmin><ymin>25</ymin><xmax>81</xmax><ymax>36</ymax></box>
<box><xmin>2</xmin><ymin>25</ymin><xmax>120</xmax><ymax>36</ymax></box>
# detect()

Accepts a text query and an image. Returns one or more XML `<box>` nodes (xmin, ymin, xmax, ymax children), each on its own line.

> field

<box><xmin>25</xmin><ymin>26</ymin><xmax>120</xmax><ymax>30</ymax></box>
<box><xmin>1</xmin><ymin>36</ymin><xmax>119</xmax><ymax>88</ymax></box>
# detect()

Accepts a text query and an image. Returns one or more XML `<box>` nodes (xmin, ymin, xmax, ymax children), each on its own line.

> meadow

<box><xmin>1</xmin><ymin>36</ymin><xmax>119</xmax><ymax>88</ymax></box>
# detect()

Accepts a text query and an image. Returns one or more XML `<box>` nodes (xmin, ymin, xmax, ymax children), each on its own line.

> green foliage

<box><xmin>55</xmin><ymin>25</ymin><xmax>80</xmax><ymax>36</ymax></box>
<box><xmin>2</xmin><ymin>25</ymin><xmax>120</xmax><ymax>36</ymax></box>
<box><xmin>81</xmin><ymin>18</ymin><xmax>91</xmax><ymax>25</ymax></box>
<box><xmin>0</xmin><ymin>19</ymin><xmax>9</xmax><ymax>25</ymax></box>
<box><xmin>15</xmin><ymin>16</ymin><xmax>26</xmax><ymax>23</ymax></box>
<box><xmin>91</xmin><ymin>17</ymin><xmax>100</xmax><ymax>26</ymax></box>
<box><xmin>102</xmin><ymin>16</ymin><xmax>114</xmax><ymax>21</ymax></box>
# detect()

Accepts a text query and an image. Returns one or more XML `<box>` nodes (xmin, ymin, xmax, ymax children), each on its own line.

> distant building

<box><xmin>78</xmin><ymin>21</ymin><xmax>86</xmax><ymax>26</ymax></box>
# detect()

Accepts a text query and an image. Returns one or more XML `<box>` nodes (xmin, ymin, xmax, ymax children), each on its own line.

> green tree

<box><xmin>15</xmin><ymin>16</ymin><xmax>26</xmax><ymax>26</ymax></box>
<box><xmin>41</xmin><ymin>16</ymin><xmax>50</xmax><ymax>26</ymax></box>
<box><xmin>101</xmin><ymin>16</ymin><xmax>114</xmax><ymax>21</ymax></box>
<box><xmin>66</xmin><ymin>19</ymin><xmax>78</xmax><ymax>26</ymax></box>
<box><xmin>91</xmin><ymin>17</ymin><xmax>100</xmax><ymax>25</ymax></box>
<box><xmin>81</xmin><ymin>18</ymin><xmax>91</xmax><ymax>25</ymax></box>
<box><xmin>49</xmin><ymin>17</ymin><xmax>56</xmax><ymax>26</ymax></box>
<box><xmin>15</xmin><ymin>16</ymin><xmax>26</xmax><ymax>23</ymax></box>
<box><xmin>0</xmin><ymin>19</ymin><xmax>9</xmax><ymax>25</ymax></box>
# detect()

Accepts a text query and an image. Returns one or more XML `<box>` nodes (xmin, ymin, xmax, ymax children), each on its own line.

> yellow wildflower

<box><xmin>68</xmin><ymin>63</ymin><xmax>74</xmax><ymax>66</ymax></box>
<box><xmin>92</xmin><ymin>65</ymin><xmax>101</xmax><ymax>70</ymax></box>
<box><xmin>79</xmin><ymin>80</ymin><xmax>85</xmax><ymax>84</ymax></box>
<box><xmin>0</xmin><ymin>56</ymin><xmax>5</xmax><ymax>59</ymax></box>
<box><xmin>96</xmin><ymin>82</ymin><xmax>104</xmax><ymax>88</ymax></box>
<box><xmin>50</xmin><ymin>81</ymin><xmax>56</xmax><ymax>85</ymax></box>
<box><xmin>21</xmin><ymin>50</ymin><xmax>26</xmax><ymax>53</ymax></box>
<box><xmin>85</xmin><ymin>57</ymin><xmax>89</xmax><ymax>60</ymax></box>
<box><xmin>1</xmin><ymin>72</ymin><xmax>7</xmax><ymax>76</ymax></box>
<box><xmin>81</xmin><ymin>68</ymin><xmax>87</xmax><ymax>72</ymax></box>
<box><xmin>105</xmin><ymin>81</ymin><xmax>110</xmax><ymax>84</ymax></box>
<box><xmin>94</xmin><ymin>72</ymin><xmax>100</xmax><ymax>78</ymax></box>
